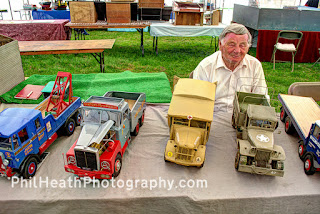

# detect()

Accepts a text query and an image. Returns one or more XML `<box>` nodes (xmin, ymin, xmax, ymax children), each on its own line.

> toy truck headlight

<box><xmin>3</xmin><ymin>159</ymin><xmax>9</xmax><ymax>166</ymax></box>
<box><xmin>277</xmin><ymin>161</ymin><xmax>284</xmax><ymax>170</ymax></box>
<box><xmin>272</xmin><ymin>151</ymin><xmax>279</xmax><ymax>158</ymax></box>
<box><xmin>67</xmin><ymin>156</ymin><xmax>76</xmax><ymax>165</ymax></box>
<box><xmin>249</xmin><ymin>148</ymin><xmax>256</xmax><ymax>155</ymax></box>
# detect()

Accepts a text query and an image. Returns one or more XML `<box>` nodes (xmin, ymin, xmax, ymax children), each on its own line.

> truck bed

<box><xmin>279</xmin><ymin>94</ymin><xmax>320</xmax><ymax>139</ymax></box>
<box><xmin>35</xmin><ymin>97</ymin><xmax>78</xmax><ymax>118</ymax></box>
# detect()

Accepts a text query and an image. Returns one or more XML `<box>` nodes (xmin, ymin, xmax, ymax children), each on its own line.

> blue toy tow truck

<box><xmin>279</xmin><ymin>94</ymin><xmax>320</xmax><ymax>175</ymax></box>
<box><xmin>0</xmin><ymin>72</ymin><xmax>81</xmax><ymax>178</ymax></box>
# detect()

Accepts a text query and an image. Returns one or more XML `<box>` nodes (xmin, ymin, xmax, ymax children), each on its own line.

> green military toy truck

<box><xmin>232</xmin><ymin>91</ymin><xmax>285</xmax><ymax>177</ymax></box>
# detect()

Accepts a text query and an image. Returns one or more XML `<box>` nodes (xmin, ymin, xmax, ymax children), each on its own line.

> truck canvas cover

<box><xmin>168</xmin><ymin>79</ymin><xmax>217</xmax><ymax>122</ymax></box>
<box><xmin>247</xmin><ymin>105</ymin><xmax>277</xmax><ymax>122</ymax></box>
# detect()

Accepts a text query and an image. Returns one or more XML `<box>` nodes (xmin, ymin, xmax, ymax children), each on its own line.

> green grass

<box><xmin>21</xmin><ymin>29</ymin><xmax>320</xmax><ymax>108</ymax></box>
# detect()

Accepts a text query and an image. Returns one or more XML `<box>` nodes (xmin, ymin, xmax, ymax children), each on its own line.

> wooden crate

<box><xmin>175</xmin><ymin>12</ymin><xmax>203</xmax><ymax>26</ymax></box>
<box><xmin>69</xmin><ymin>1</ymin><xmax>98</xmax><ymax>23</ymax></box>
<box><xmin>106</xmin><ymin>3</ymin><xmax>131</xmax><ymax>23</ymax></box>
<box><xmin>139</xmin><ymin>0</ymin><xmax>164</xmax><ymax>8</ymax></box>
<box><xmin>0</xmin><ymin>34</ymin><xmax>24</xmax><ymax>95</ymax></box>
<box><xmin>211</xmin><ymin>10</ymin><xmax>219</xmax><ymax>25</ymax></box>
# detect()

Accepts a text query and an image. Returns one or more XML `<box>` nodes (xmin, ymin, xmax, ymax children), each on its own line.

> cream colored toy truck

<box><xmin>164</xmin><ymin>78</ymin><xmax>217</xmax><ymax>167</ymax></box>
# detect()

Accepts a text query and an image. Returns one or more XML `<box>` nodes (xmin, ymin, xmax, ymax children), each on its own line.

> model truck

<box><xmin>164</xmin><ymin>79</ymin><xmax>217</xmax><ymax>167</ymax></box>
<box><xmin>232</xmin><ymin>91</ymin><xmax>285</xmax><ymax>177</ymax></box>
<box><xmin>278</xmin><ymin>93</ymin><xmax>320</xmax><ymax>175</ymax></box>
<box><xmin>64</xmin><ymin>91</ymin><xmax>146</xmax><ymax>179</ymax></box>
<box><xmin>0</xmin><ymin>72</ymin><xmax>81</xmax><ymax>178</ymax></box>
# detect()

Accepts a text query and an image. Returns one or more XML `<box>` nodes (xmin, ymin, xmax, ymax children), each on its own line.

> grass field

<box><xmin>21</xmin><ymin>29</ymin><xmax>320</xmax><ymax>108</ymax></box>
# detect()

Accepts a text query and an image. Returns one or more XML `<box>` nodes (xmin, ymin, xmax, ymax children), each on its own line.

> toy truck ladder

<box><xmin>46</xmin><ymin>72</ymin><xmax>73</xmax><ymax>117</ymax></box>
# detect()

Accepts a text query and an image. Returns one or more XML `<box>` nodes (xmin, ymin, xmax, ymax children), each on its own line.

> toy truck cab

<box><xmin>0</xmin><ymin>108</ymin><xmax>44</xmax><ymax>178</ymax></box>
<box><xmin>164</xmin><ymin>79</ymin><xmax>217</xmax><ymax>167</ymax></box>
<box><xmin>298</xmin><ymin>121</ymin><xmax>320</xmax><ymax>175</ymax></box>
<box><xmin>65</xmin><ymin>92</ymin><xmax>146</xmax><ymax>179</ymax></box>
<box><xmin>233</xmin><ymin>92</ymin><xmax>285</xmax><ymax>177</ymax></box>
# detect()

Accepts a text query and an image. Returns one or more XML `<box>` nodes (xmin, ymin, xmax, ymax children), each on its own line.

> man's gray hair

<box><xmin>219</xmin><ymin>23</ymin><xmax>252</xmax><ymax>47</ymax></box>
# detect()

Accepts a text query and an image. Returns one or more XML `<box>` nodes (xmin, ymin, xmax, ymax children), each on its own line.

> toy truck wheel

<box><xmin>298</xmin><ymin>140</ymin><xmax>307</xmax><ymax>160</ymax></box>
<box><xmin>304</xmin><ymin>154</ymin><xmax>316</xmax><ymax>175</ymax></box>
<box><xmin>113</xmin><ymin>154</ymin><xmax>122</xmax><ymax>178</ymax></box>
<box><xmin>280</xmin><ymin>107</ymin><xmax>287</xmax><ymax>122</ymax></box>
<box><xmin>23</xmin><ymin>157</ymin><xmax>38</xmax><ymax>178</ymax></box>
<box><xmin>235</xmin><ymin>150</ymin><xmax>240</xmax><ymax>170</ymax></box>
<box><xmin>139</xmin><ymin>111</ymin><xmax>145</xmax><ymax>127</ymax></box>
<box><xmin>284</xmin><ymin>116</ymin><xmax>294</xmax><ymax>134</ymax></box>
<box><xmin>131</xmin><ymin>123</ymin><xmax>140</xmax><ymax>136</ymax></box>
<box><xmin>74</xmin><ymin>111</ymin><xmax>82</xmax><ymax>126</ymax></box>
<box><xmin>64</xmin><ymin>118</ymin><xmax>76</xmax><ymax>136</ymax></box>
<box><xmin>232</xmin><ymin>114</ymin><xmax>236</xmax><ymax>128</ymax></box>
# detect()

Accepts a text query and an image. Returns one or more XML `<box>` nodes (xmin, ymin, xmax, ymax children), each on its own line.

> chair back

<box><xmin>276</xmin><ymin>30</ymin><xmax>303</xmax><ymax>51</ymax></box>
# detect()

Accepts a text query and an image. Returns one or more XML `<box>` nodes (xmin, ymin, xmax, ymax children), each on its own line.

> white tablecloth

<box><xmin>0</xmin><ymin>103</ymin><xmax>320</xmax><ymax>214</ymax></box>
<box><xmin>150</xmin><ymin>22</ymin><xmax>226</xmax><ymax>37</ymax></box>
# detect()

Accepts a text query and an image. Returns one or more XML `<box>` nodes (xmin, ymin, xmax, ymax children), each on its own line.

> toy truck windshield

<box><xmin>82</xmin><ymin>108</ymin><xmax>121</xmax><ymax>127</ymax></box>
<box><xmin>248</xmin><ymin>119</ymin><xmax>276</xmax><ymax>130</ymax></box>
<box><xmin>0</xmin><ymin>137</ymin><xmax>12</xmax><ymax>151</ymax></box>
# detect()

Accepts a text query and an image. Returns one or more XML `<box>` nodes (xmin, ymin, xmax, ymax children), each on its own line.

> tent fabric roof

<box><xmin>168</xmin><ymin>79</ymin><xmax>217</xmax><ymax>121</ymax></box>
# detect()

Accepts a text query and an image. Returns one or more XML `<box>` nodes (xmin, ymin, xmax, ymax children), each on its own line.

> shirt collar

<box><xmin>216</xmin><ymin>51</ymin><xmax>248</xmax><ymax>71</ymax></box>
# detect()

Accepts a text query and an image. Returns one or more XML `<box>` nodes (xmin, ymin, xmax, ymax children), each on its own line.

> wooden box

<box><xmin>175</xmin><ymin>12</ymin><xmax>203</xmax><ymax>26</ymax></box>
<box><xmin>0</xmin><ymin>35</ymin><xmax>24</xmax><ymax>95</ymax></box>
<box><xmin>211</xmin><ymin>10</ymin><xmax>219</xmax><ymax>25</ymax></box>
<box><xmin>69</xmin><ymin>1</ymin><xmax>98</xmax><ymax>23</ymax></box>
<box><xmin>106</xmin><ymin>3</ymin><xmax>131</xmax><ymax>23</ymax></box>
<box><xmin>139</xmin><ymin>0</ymin><xmax>164</xmax><ymax>8</ymax></box>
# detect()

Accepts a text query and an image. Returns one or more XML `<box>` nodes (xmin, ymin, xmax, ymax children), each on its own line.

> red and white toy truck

<box><xmin>64</xmin><ymin>91</ymin><xmax>146</xmax><ymax>179</ymax></box>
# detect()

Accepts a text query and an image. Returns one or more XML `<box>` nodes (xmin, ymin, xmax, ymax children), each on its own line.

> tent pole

<box><xmin>8</xmin><ymin>0</ymin><xmax>13</xmax><ymax>20</ymax></box>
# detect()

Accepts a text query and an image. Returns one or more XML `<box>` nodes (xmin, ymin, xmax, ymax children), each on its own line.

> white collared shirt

<box><xmin>193</xmin><ymin>51</ymin><xmax>268</xmax><ymax>112</ymax></box>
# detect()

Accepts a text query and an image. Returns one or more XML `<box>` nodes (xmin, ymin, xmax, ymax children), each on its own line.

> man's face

<box><xmin>219</xmin><ymin>33</ymin><xmax>249</xmax><ymax>69</ymax></box>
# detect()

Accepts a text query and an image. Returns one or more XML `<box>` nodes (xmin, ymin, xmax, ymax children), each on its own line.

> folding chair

<box><xmin>312</xmin><ymin>48</ymin><xmax>320</xmax><ymax>67</ymax></box>
<box><xmin>271</xmin><ymin>30</ymin><xmax>303</xmax><ymax>72</ymax></box>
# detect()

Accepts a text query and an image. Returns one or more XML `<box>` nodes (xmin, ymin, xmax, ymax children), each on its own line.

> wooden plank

<box><xmin>139</xmin><ymin>0</ymin><xmax>164</xmax><ymax>8</ymax></box>
<box><xmin>18</xmin><ymin>40</ymin><xmax>115</xmax><ymax>53</ymax></box>
<box><xmin>280</xmin><ymin>94</ymin><xmax>320</xmax><ymax>138</ymax></box>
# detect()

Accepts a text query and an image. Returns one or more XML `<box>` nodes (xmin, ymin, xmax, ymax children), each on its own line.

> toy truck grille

<box><xmin>75</xmin><ymin>150</ymin><xmax>98</xmax><ymax>170</ymax></box>
<box><xmin>255</xmin><ymin>150</ymin><xmax>271</xmax><ymax>168</ymax></box>
<box><xmin>176</xmin><ymin>146</ymin><xmax>194</xmax><ymax>161</ymax></box>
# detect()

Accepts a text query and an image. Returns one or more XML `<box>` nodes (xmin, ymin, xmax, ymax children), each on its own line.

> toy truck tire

<box><xmin>232</xmin><ymin>114</ymin><xmax>236</xmax><ymax>128</ymax></box>
<box><xmin>64</xmin><ymin>118</ymin><xmax>76</xmax><ymax>136</ymax></box>
<box><xmin>74</xmin><ymin>111</ymin><xmax>82</xmax><ymax>126</ymax></box>
<box><xmin>298</xmin><ymin>140</ymin><xmax>307</xmax><ymax>160</ymax></box>
<box><xmin>304</xmin><ymin>154</ymin><xmax>316</xmax><ymax>175</ymax></box>
<box><xmin>139</xmin><ymin>111</ymin><xmax>145</xmax><ymax>127</ymax></box>
<box><xmin>235</xmin><ymin>150</ymin><xmax>240</xmax><ymax>170</ymax></box>
<box><xmin>22</xmin><ymin>157</ymin><xmax>38</xmax><ymax>179</ymax></box>
<box><xmin>113</xmin><ymin>154</ymin><xmax>122</xmax><ymax>178</ymax></box>
<box><xmin>280</xmin><ymin>107</ymin><xmax>287</xmax><ymax>122</ymax></box>
<box><xmin>131</xmin><ymin>123</ymin><xmax>140</xmax><ymax>136</ymax></box>
<box><xmin>284</xmin><ymin>116</ymin><xmax>295</xmax><ymax>134</ymax></box>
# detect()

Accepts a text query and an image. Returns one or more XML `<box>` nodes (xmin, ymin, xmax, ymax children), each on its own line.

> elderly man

<box><xmin>192</xmin><ymin>23</ymin><xmax>267</xmax><ymax>112</ymax></box>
